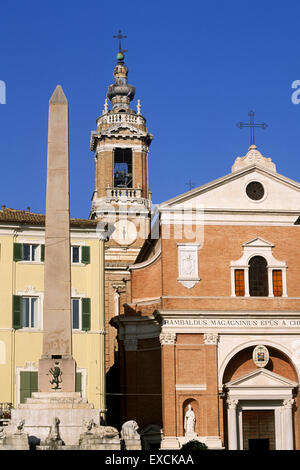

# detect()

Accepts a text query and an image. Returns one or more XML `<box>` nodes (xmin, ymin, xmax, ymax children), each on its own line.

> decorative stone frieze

<box><xmin>159</xmin><ymin>333</ymin><xmax>176</xmax><ymax>346</ymax></box>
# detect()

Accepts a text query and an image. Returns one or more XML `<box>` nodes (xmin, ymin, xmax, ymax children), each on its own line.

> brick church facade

<box><xmin>110</xmin><ymin>142</ymin><xmax>300</xmax><ymax>450</ymax></box>
<box><xmin>95</xmin><ymin>51</ymin><xmax>300</xmax><ymax>450</ymax></box>
<box><xmin>85</xmin><ymin>46</ymin><xmax>300</xmax><ymax>450</ymax></box>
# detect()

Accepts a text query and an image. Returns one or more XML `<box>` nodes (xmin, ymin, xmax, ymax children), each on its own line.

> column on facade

<box><xmin>160</xmin><ymin>332</ymin><xmax>177</xmax><ymax>437</ymax></box>
<box><xmin>98</xmin><ymin>225</ymin><xmax>109</xmax><ymax>421</ymax></box>
<box><xmin>227</xmin><ymin>399</ymin><xmax>239</xmax><ymax>450</ymax></box>
<box><xmin>283</xmin><ymin>398</ymin><xmax>294</xmax><ymax>450</ymax></box>
<box><xmin>268</xmin><ymin>267</ymin><xmax>274</xmax><ymax>297</ymax></box>
<box><xmin>204</xmin><ymin>334</ymin><xmax>220</xmax><ymax>437</ymax></box>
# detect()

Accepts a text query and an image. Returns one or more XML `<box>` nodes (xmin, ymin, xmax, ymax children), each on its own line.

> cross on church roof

<box><xmin>237</xmin><ymin>110</ymin><xmax>267</xmax><ymax>146</ymax></box>
<box><xmin>113</xmin><ymin>29</ymin><xmax>127</xmax><ymax>53</ymax></box>
<box><xmin>185</xmin><ymin>178</ymin><xmax>195</xmax><ymax>191</ymax></box>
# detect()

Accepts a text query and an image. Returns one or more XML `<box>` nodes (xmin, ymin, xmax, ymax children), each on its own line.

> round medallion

<box><xmin>253</xmin><ymin>345</ymin><xmax>269</xmax><ymax>368</ymax></box>
<box><xmin>246</xmin><ymin>181</ymin><xmax>265</xmax><ymax>201</ymax></box>
<box><xmin>111</xmin><ymin>219</ymin><xmax>137</xmax><ymax>246</ymax></box>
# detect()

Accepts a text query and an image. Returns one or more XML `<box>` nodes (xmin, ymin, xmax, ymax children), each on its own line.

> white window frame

<box><xmin>230</xmin><ymin>238</ymin><xmax>287</xmax><ymax>298</ymax></box>
<box><xmin>72</xmin><ymin>297</ymin><xmax>82</xmax><ymax>331</ymax></box>
<box><xmin>71</xmin><ymin>245</ymin><xmax>82</xmax><ymax>264</ymax></box>
<box><xmin>17</xmin><ymin>287</ymin><xmax>43</xmax><ymax>330</ymax></box>
<box><xmin>21</xmin><ymin>296</ymin><xmax>39</xmax><ymax>329</ymax></box>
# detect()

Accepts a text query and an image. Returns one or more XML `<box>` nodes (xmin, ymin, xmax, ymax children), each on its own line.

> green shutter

<box><xmin>81</xmin><ymin>246</ymin><xmax>90</xmax><ymax>265</ymax></box>
<box><xmin>12</xmin><ymin>295</ymin><xmax>22</xmax><ymax>329</ymax></box>
<box><xmin>75</xmin><ymin>372</ymin><xmax>82</xmax><ymax>393</ymax></box>
<box><xmin>41</xmin><ymin>244</ymin><xmax>45</xmax><ymax>262</ymax></box>
<box><xmin>81</xmin><ymin>298</ymin><xmax>91</xmax><ymax>331</ymax></box>
<box><xmin>20</xmin><ymin>371</ymin><xmax>38</xmax><ymax>403</ymax></box>
<box><xmin>13</xmin><ymin>243</ymin><xmax>23</xmax><ymax>261</ymax></box>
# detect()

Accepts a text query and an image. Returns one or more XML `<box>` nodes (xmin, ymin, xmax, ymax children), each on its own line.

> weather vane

<box><xmin>237</xmin><ymin>110</ymin><xmax>267</xmax><ymax>146</ymax></box>
<box><xmin>113</xmin><ymin>29</ymin><xmax>127</xmax><ymax>54</ymax></box>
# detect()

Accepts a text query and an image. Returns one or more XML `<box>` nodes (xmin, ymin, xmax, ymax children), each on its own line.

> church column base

<box><xmin>160</xmin><ymin>436</ymin><xmax>180</xmax><ymax>449</ymax></box>
<box><xmin>161</xmin><ymin>435</ymin><xmax>224</xmax><ymax>450</ymax></box>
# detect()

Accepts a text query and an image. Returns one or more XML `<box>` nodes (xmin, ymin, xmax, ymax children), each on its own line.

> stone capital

<box><xmin>227</xmin><ymin>399</ymin><xmax>238</xmax><ymax>410</ymax></box>
<box><xmin>283</xmin><ymin>398</ymin><xmax>294</xmax><ymax>409</ymax></box>
<box><xmin>159</xmin><ymin>332</ymin><xmax>176</xmax><ymax>346</ymax></box>
<box><xmin>204</xmin><ymin>333</ymin><xmax>219</xmax><ymax>345</ymax></box>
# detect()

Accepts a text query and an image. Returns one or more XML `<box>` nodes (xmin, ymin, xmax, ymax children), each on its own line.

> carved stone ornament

<box><xmin>253</xmin><ymin>345</ymin><xmax>269</xmax><ymax>368</ymax></box>
<box><xmin>159</xmin><ymin>333</ymin><xmax>176</xmax><ymax>346</ymax></box>
<box><xmin>177</xmin><ymin>244</ymin><xmax>200</xmax><ymax>289</ymax></box>
<box><xmin>227</xmin><ymin>399</ymin><xmax>239</xmax><ymax>410</ymax></box>
<box><xmin>283</xmin><ymin>398</ymin><xmax>294</xmax><ymax>409</ymax></box>
<box><xmin>121</xmin><ymin>420</ymin><xmax>140</xmax><ymax>441</ymax></box>
<box><xmin>204</xmin><ymin>333</ymin><xmax>219</xmax><ymax>345</ymax></box>
<box><xmin>49</xmin><ymin>361</ymin><xmax>62</xmax><ymax>389</ymax></box>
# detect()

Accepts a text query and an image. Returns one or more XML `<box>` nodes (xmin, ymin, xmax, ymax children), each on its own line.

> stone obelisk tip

<box><xmin>49</xmin><ymin>84</ymin><xmax>68</xmax><ymax>104</ymax></box>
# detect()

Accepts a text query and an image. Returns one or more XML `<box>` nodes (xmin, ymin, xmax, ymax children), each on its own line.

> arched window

<box><xmin>249</xmin><ymin>256</ymin><xmax>268</xmax><ymax>297</ymax></box>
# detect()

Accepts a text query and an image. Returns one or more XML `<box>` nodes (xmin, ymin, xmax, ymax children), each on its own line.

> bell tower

<box><xmin>89</xmin><ymin>47</ymin><xmax>153</xmax><ymax>249</ymax></box>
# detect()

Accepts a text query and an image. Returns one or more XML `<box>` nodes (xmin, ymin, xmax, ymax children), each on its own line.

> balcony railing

<box><xmin>98</xmin><ymin>113</ymin><xmax>145</xmax><ymax>126</ymax></box>
<box><xmin>106</xmin><ymin>188</ymin><xmax>142</xmax><ymax>198</ymax></box>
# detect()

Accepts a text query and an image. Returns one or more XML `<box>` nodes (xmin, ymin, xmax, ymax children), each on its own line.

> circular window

<box><xmin>246</xmin><ymin>181</ymin><xmax>264</xmax><ymax>201</ymax></box>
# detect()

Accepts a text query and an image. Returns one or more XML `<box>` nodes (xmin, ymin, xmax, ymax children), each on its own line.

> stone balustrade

<box><xmin>106</xmin><ymin>187</ymin><xmax>143</xmax><ymax>198</ymax></box>
<box><xmin>98</xmin><ymin>113</ymin><xmax>145</xmax><ymax>126</ymax></box>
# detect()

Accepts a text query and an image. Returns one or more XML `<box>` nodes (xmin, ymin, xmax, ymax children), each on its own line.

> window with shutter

<box><xmin>75</xmin><ymin>372</ymin><xmax>82</xmax><ymax>393</ymax></box>
<box><xmin>12</xmin><ymin>295</ymin><xmax>22</xmax><ymax>329</ymax></box>
<box><xmin>235</xmin><ymin>270</ymin><xmax>245</xmax><ymax>296</ymax></box>
<box><xmin>13</xmin><ymin>243</ymin><xmax>23</xmax><ymax>261</ymax></box>
<box><xmin>20</xmin><ymin>371</ymin><xmax>38</xmax><ymax>403</ymax></box>
<box><xmin>273</xmin><ymin>270</ymin><xmax>283</xmax><ymax>297</ymax></box>
<box><xmin>81</xmin><ymin>246</ymin><xmax>90</xmax><ymax>265</ymax></box>
<box><xmin>81</xmin><ymin>298</ymin><xmax>91</xmax><ymax>331</ymax></box>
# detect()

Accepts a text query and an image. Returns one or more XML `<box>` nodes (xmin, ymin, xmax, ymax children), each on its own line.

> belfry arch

<box><xmin>221</xmin><ymin>345</ymin><xmax>299</xmax><ymax>450</ymax></box>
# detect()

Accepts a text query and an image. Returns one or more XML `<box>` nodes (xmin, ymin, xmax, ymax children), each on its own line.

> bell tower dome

<box><xmin>89</xmin><ymin>47</ymin><xmax>153</xmax><ymax>249</ymax></box>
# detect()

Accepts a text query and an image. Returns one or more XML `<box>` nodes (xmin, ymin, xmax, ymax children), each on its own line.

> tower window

<box><xmin>249</xmin><ymin>256</ymin><xmax>268</xmax><ymax>296</ymax></box>
<box><xmin>114</xmin><ymin>148</ymin><xmax>132</xmax><ymax>188</ymax></box>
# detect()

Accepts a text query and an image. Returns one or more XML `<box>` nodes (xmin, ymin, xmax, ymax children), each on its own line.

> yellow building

<box><xmin>0</xmin><ymin>207</ymin><xmax>107</xmax><ymax>412</ymax></box>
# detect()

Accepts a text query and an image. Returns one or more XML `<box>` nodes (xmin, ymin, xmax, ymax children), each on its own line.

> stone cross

<box><xmin>38</xmin><ymin>85</ymin><xmax>76</xmax><ymax>392</ymax></box>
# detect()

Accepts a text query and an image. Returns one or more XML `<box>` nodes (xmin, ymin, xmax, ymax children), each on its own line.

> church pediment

<box><xmin>225</xmin><ymin>368</ymin><xmax>297</xmax><ymax>390</ymax></box>
<box><xmin>159</xmin><ymin>164</ymin><xmax>300</xmax><ymax>217</ymax></box>
<box><xmin>242</xmin><ymin>237</ymin><xmax>274</xmax><ymax>248</ymax></box>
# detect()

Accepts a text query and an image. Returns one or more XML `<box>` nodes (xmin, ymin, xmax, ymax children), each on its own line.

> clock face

<box><xmin>246</xmin><ymin>181</ymin><xmax>264</xmax><ymax>201</ymax></box>
<box><xmin>111</xmin><ymin>219</ymin><xmax>137</xmax><ymax>245</ymax></box>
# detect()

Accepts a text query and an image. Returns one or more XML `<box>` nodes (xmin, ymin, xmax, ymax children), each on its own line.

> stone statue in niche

<box><xmin>184</xmin><ymin>404</ymin><xmax>197</xmax><ymax>437</ymax></box>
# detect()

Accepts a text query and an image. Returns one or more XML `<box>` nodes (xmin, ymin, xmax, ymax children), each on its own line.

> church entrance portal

<box><xmin>242</xmin><ymin>410</ymin><xmax>275</xmax><ymax>450</ymax></box>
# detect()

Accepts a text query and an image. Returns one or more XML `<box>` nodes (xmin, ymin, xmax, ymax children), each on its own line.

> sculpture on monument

<box><xmin>121</xmin><ymin>420</ymin><xmax>142</xmax><ymax>450</ymax></box>
<box><xmin>184</xmin><ymin>404</ymin><xmax>196</xmax><ymax>437</ymax></box>
<box><xmin>121</xmin><ymin>420</ymin><xmax>140</xmax><ymax>440</ymax></box>
<box><xmin>49</xmin><ymin>362</ymin><xmax>62</xmax><ymax>390</ymax></box>
<box><xmin>41</xmin><ymin>417</ymin><xmax>64</xmax><ymax>448</ymax></box>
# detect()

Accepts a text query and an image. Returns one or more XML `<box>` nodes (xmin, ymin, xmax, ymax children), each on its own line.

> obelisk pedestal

<box><xmin>38</xmin><ymin>84</ymin><xmax>76</xmax><ymax>393</ymax></box>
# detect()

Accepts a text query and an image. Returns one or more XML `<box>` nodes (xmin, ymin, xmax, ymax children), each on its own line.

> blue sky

<box><xmin>1</xmin><ymin>0</ymin><xmax>300</xmax><ymax>218</ymax></box>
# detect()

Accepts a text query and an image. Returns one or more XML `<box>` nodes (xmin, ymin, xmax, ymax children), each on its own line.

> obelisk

<box><xmin>38</xmin><ymin>85</ymin><xmax>76</xmax><ymax>392</ymax></box>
